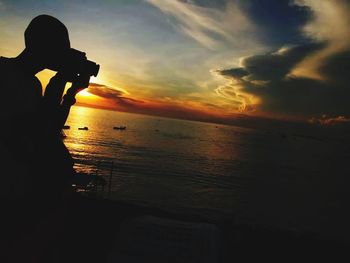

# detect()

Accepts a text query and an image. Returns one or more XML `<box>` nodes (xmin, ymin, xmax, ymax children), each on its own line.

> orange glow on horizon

<box><xmin>36</xmin><ymin>70</ymin><xmax>261</xmax><ymax>122</ymax></box>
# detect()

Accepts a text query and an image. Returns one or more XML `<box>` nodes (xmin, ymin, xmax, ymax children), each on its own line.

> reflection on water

<box><xmin>64</xmin><ymin>106</ymin><xmax>350</xmax><ymax>241</ymax></box>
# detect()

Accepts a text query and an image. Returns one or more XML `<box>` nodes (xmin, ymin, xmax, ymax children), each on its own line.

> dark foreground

<box><xmin>1</xmin><ymin>193</ymin><xmax>348</xmax><ymax>263</ymax></box>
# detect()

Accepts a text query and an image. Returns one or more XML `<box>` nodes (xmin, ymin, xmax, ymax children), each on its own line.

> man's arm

<box><xmin>42</xmin><ymin>73</ymin><xmax>68</xmax><ymax>133</ymax></box>
<box><xmin>43</xmin><ymin>73</ymin><xmax>67</xmax><ymax>106</ymax></box>
<box><xmin>43</xmin><ymin>73</ymin><xmax>90</xmax><ymax>133</ymax></box>
<box><xmin>61</xmin><ymin>74</ymin><xmax>91</xmax><ymax>124</ymax></box>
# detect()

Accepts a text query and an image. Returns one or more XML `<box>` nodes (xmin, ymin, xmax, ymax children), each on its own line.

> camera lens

<box><xmin>86</xmin><ymin>60</ymin><xmax>99</xmax><ymax>77</ymax></box>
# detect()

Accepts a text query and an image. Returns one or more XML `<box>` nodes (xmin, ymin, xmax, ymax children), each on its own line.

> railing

<box><xmin>95</xmin><ymin>160</ymin><xmax>114</xmax><ymax>198</ymax></box>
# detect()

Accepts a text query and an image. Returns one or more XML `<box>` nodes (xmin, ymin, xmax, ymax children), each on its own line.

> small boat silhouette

<box><xmin>113</xmin><ymin>126</ymin><xmax>126</xmax><ymax>130</ymax></box>
<box><xmin>78</xmin><ymin>126</ymin><xmax>89</xmax><ymax>131</ymax></box>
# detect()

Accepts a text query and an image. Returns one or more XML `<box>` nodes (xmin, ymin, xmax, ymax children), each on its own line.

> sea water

<box><xmin>64</xmin><ymin>106</ymin><xmax>350</xmax><ymax>241</ymax></box>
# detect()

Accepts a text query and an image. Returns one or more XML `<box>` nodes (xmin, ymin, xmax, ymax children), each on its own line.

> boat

<box><xmin>78</xmin><ymin>126</ymin><xmax>89</xmax><ymax>131</ymax></box>
<box><xmin>113</xmin><ymin>126</ymin><xmax>126</xmax><ymax>130</ymax></box>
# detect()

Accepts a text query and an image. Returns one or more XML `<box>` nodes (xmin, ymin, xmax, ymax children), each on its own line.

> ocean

<box><xmin>64</xmin><ymin>106</ymin><xmax>350</xmax><ymax>242</ymax></box>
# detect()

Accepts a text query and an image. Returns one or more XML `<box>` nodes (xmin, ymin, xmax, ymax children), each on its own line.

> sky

<box><xmin>1</xmin><ymin>0</ymin><xmax>350</xmax><ymax>126</ymax></box>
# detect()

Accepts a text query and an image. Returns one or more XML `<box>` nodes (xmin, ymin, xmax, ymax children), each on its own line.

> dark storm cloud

<box><xmin>242</xmin><ymin>43</ymin><xmax>324</xmax><ymax>81</ymax></box>
<box><xmin>238</xmin><ymin>0</ymin><xmax>312</xmax><ymax>46</ymax></box>
<box><xmin>216</xmin><ymin>44</ymin><xmax>350</xmax><ymax>117</ymax></box>
<box><xmin>218</xmin><ymin>67</ymin><xmax>249</xmax><ymax>79</ymax></box>
<box><xmin>319</xmin><ymin>49</ymin><xmax>350</xmax><ymax>84</ymax></box>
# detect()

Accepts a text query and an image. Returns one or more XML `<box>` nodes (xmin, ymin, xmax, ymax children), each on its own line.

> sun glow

<box><xmin>75</xmin><ymin>88</ymin><xmax>104</xmax><ymax>105</ymax></box>
<box><xmin>78</xmin><ymin>88</ymin><xmax>94</xmax><ymax>97</ymax></box>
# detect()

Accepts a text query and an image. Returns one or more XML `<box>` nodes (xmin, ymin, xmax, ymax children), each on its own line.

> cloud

<box><xmin>86</xmin><ymin>82</ymin><xmax>226</xmax><ymax>122</ymax></box>
<box><xmin>218</xmin><ymin>67</ymin><xmax>249</xmax><ymax>79</ymax></box>
<box><xmin>294</xmin><ymin>0</ymin><xmax>350</xmax><ymax>46</ymax></box>
<box><xmin>87</xmin><ymin>83</ymin><xmax>144</xmax><ymax>108</ymax></box>
<box><xmin>309</xmin><ymin>115</ymin><xmax>350</xmax><ymax>126</ymax></box>
<box><xmin>214</xmin><ymin>0</ymin><xmax>350</xmax><ymax>120</ymax></box>
<box><xmin>237</xmin><ymin>0</ymin><xmax>312</xmax><ymax>46</ymax></box>
<box><xmin>146</xmin><ymin>0</ymin><xmax>256</xmax><ymax>50</ymax></box>
<box><xmin>88</xmin><ymin>83</ymin><xmax>124</xmax><ymax>98</ymax></box>
<box><xmin>239</xmin><ymin>43</ymin><xmax>323</xmax><ymax>81</ymax></box>
<box><xmin>291</xmin><ymin>0</ymin><xmax>350</xmax><ymax>79</ymax></box>
<box><xmin>216</xmin><ymin>44</ymin><xmax>350</xmax><ymax>119</ymax></box>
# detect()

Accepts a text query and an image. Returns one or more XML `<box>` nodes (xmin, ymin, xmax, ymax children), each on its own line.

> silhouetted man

<box><xmin>0</xmin><ymin>15</ymin><xmax>90</xmax><ymax>216</ymax></box>
<box><xmin>0</xmin><ymin>15</ymin><xmax>98</xmax><ymax>262</ymax></box>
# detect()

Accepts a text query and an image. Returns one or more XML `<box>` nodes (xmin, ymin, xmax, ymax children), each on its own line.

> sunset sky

<box><xmin>1</xmin><ymin>0</ymin><xmax>350</xmax><ymax>125</ymax></box>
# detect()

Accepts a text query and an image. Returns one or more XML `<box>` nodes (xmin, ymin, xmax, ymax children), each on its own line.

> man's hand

<box><xmin>71</xmin><ymin>74</ymin><xmax>91</xmax><ymax>94</ymax></box>
<box><xmin>62</xmin><ymin>74</ymin><xmax>91</xmax><ymax>106</ymax></box>
<box><xmin>67</xmin><ymin>74</ymin><xmax>91</xmax><ymax>96</ymax></box>
<box><xmin>44</xmin><ymin>72</ymin><xmax>69</xmax><ymax>105</ymax></box>
<box><xmin>55</xmin><ymin>71</ymin><xmax>76</xmax><ymax>83</ymax></box>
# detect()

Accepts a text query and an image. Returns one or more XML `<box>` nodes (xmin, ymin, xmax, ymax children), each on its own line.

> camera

<box><xmin>51</xmin><ymin>48</ymin><xmax>100</xmax><ymax>81</ymax></box>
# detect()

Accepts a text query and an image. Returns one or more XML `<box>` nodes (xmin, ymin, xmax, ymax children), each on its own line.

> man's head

<box><xmin>24</xmin><ymin>14</ymin><xmax>71</xmax><ymax>70</ymax></box>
